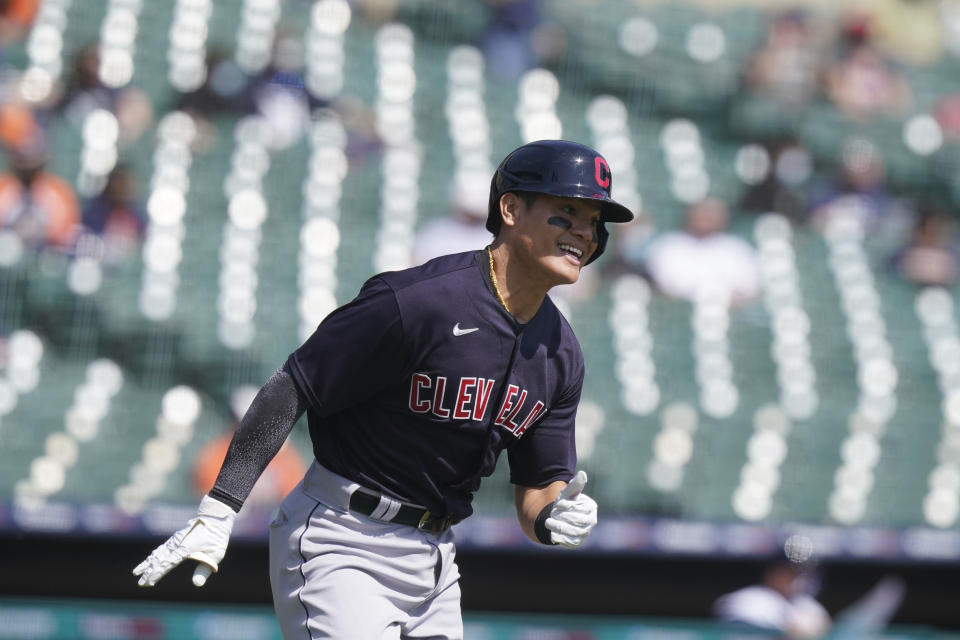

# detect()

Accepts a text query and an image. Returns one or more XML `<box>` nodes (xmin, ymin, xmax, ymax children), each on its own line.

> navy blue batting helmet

<box><xmin>486</xmin><ymin>140</ymin><xmax>634</xmax><ymax>264</ymax></box>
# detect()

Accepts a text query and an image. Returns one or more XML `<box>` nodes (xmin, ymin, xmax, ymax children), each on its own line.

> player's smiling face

<box><xmin>504</xmin><ymin>192</ymin><xmax>601</xmax><ymax>287</ymax></box>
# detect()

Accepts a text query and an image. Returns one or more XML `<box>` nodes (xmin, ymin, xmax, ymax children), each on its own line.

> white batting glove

<box><xmin>545</xmin><ymin>470</ymin><xmax>598</xmax><ymax>549</ymax></box>
<box><xmin>133</xmin><ymin>495</ymin><xmax>236</xmax><ymax>587</ymax></box>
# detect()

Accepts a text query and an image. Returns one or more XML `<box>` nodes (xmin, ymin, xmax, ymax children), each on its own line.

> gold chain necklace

<box><xmin>487</xmin><ymin>246</ymin><xmax>510</xmax><ymax>314</ymax></box>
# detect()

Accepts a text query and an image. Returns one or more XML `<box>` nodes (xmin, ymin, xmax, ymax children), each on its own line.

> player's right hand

<box><xmin>133</xmin><ymin>495</ymin><xmax>236</xmax><ymax>587</ymax></box>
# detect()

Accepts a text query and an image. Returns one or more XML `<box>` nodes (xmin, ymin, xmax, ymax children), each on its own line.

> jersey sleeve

<box><xmin>287</xmin><ymin>276</ymin><xmax>408</xmax><ymax>418</ymax></box>
<box><xmin>506</xmin><ymin>361</ymin><xmax>583</xmax><ymax>488</ymax></box>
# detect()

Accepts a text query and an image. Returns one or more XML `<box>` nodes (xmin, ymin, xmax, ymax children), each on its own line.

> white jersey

<box><xmin>644</xmin><ymin>231</ymin><xmax>761</xmax><ymax>303</ymax></box>
<box><xmin>713</xmin><ymin>585</ymin><xmax>831</xmax><ymax>638</ymax></box>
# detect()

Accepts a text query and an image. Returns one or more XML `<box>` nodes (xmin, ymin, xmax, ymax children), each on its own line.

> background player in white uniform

<box><xmin>133</xmin><ymin>140</ymin><xmax>634</xmax><ymax>639</ymax></box>
<box><xmin>714</xmin><ymin>536</ymin><xmax>833</xmax><ymax>639</ymax></box>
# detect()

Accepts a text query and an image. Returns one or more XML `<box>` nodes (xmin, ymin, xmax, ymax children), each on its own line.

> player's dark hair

<box><xmin>502</xmin><ymin>190</ymin><xmax>540</xmax><ymax>208</ymax></box>
<box><xmin>517</xmin><ymin>191</ymin><xmax>539</xmax><ymax>210</ymax></box>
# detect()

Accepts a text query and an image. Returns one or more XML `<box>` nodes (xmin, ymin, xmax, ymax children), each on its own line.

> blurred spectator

<box><xmin>0</xmin><ymin>0</ymin><xmax>38</xmax><ymax>54</ymax></box>
<box><xmin>713</xmin><ymin>541</ymin><xmax>831</xmax><ymax>639</ymax></box>
<box><xmin>641</xmin><ymin>198</ymin><xmax>761</xmax><ymax>305</ymax></box>
<box><xmin>331</xmin><ymin>95</ymin><xmax>382</xmax><ymax>165</ymax></box>
<box><xmin>250</xmin><ymin>29</ymin><xmax>325</xmax><ymax>150</ymax></box>
<box><xmin>0</xmin><ymin>100</ymin><xmax>41</xmax><ymax>151</ymax></box>
<box><xmin>55</xmin><ymin>42</ymin><xmax>153</xmax><ymax>144</ymax></box>
<box><xmin>847</xmin><ymin>1</ymin><xmax>943</xmax><ymax>66</ymax></box>
<box><xmin>807</xmin><ymin>137</ymin><xmax>908</xmax><ymax>239</ymax></box>
<box><xmin>482</xmin><ymin>0</ymin><xmax>543</xmax><ymax>82</ymax></box>
<box><xmin>173</xmin><ymin>48</ymin><xmax>257</xmax><ymax>154</ymax></box>
<box><xmin>193</xmin><ymin>385</ymin><xmax>308</xmax><ymax>513</ymax></box>
<box><xmin>180</xmin><ymin>31</ymin><xmax>328</xmax><ymax>151</ymax></box>
<box><xmin>933</xmin><ymin>91</ymin><xmax>960</xmax><ymax>142</ymax></box>
<box><xmin>355</xmin><ymin>0</ymin><xmax>400</xmax><ymax>24</ymax></box>
<box><xmin>889</xmin><ymin>205</ymin><xmax>960</xmax><ymax>288</ymax></box>
<box><xmin>943</xmin><ymin>0</ymin><xmax>960</xmax><ymax>60</ymax></box>
<box><xmin>413</xmin><ymin>174</ymin><xmax>491</xmax><ymax>264</ymax></box>
<box><xmin>176</xmin><ymin>48</ymin><xmax>257</xmax><ymax>117</ymax></box>
<box><xmin>744</xmin><ymin>10</ymin><xmax>821</xmax><ymax>109</ymax></box>
<box><xmin>0</xmin><ymin>135</ymin><xmax>79</xmax><ymax>249</ymax></box>
<box><xmin>740</xmin><ymin>136</ymin><xmax>813</xmax><ymax>223</ymax></box>
<box><xmin>825</xmin><ymin>20</ymin><xmax>912</xmax><ymax>123</ymax></box>
<box><xmin>80</xmin><ymin>164</ymin><xmax>145</xmax><ymax>264</ymax></box>
<box><xmin>604</xmin><ymin>206</ymin><xmax>655</xmax><ymax>277</ymax></box>
<box><xmin>832</xmin><ymin>575</ymin><xmax>906</xmax><ymax>636</ymax></box>
<box><xmin>177</xmin><ymin>41</ymin><xmax>380</xmax><ymax>159</ymax></box>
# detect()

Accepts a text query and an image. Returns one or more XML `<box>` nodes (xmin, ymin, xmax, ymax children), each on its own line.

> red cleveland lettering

<box><xmin>409</xmin><ymin>373</ymin><xmax>431</xmax><ymax>413</ymax></box>
<box><xmin>432</xmin><ymin>376</ymin><xmax>451</xmax><ymax>419</ymax></box>
<box><xmin>504</xmin><ymin>389</ymin><xmax>528</xmax><ymax>432</ymax></box>
<box><xmin>473</xmin><ymin>378</ymin><xmax>494</xmax><ymax>421</ymax></box>
<box><xmin>452</xmin><ymin>377</ymin><xmax>476</xmax><ymax>420</ymax></box>
<box><xmin>408</xmin><ymin>374</ymin><xmax>542</xmax><ymax>431</ymax></box>
<box><xmin>494</xmin><ymin>384</ymin><xmax>520</xmax><ymax>426</ymax></box>
<box><xmin>514</xmin><ymin>400</ymin><xmax>546</xmax><ymax>437</ymax></box>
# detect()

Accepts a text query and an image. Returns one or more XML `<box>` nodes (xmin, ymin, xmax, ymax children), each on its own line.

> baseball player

<box><xmin>133</xmin><ymin>140</ymin><xmax>634</xmax><ymax>639</ymax></box>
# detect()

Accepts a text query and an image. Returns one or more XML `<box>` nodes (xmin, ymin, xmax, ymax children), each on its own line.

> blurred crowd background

<box><xmin>3</xmin><ymin>0</ymin><xmax>960</xmax><ymax>638</ymax></box>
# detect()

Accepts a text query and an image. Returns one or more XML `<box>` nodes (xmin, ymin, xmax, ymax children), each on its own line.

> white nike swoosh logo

<box><xmin>453</xmin><ymin>323</ymin><xmax>479</xmax><ymax>337</ymax></box>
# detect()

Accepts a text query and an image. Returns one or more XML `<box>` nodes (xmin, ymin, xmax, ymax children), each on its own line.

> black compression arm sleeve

<box><xmin>209</xmin><ymin>362</ymin><xmax>309</xmax><ymax>512</ymax></box>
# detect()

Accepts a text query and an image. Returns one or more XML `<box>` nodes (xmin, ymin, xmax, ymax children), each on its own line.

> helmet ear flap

<box><xmin>485</xmin><ymin>173</ymin><xmax>502</xmax><ymax>235</ymax></box>
<box><xmin>585</xmin><ymin>222</ymin><xmax>609</xmax><ymax>265</ymax></box>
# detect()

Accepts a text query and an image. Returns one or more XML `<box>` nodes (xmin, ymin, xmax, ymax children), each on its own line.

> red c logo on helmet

<box><xmin>594</xmin><ymin>156</ymin><xmax>611</xmax><ymax>190</ymax></box>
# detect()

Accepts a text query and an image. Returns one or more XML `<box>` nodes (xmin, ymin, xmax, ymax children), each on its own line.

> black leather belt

<box><xmin>348</xmin><ymin>489</ymin><xmax>457</xmax><ymax>534</ymax></box>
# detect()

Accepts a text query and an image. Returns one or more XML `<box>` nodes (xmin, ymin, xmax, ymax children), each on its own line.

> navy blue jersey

<box><xmin>287</xmin><ymin>250</ymin><xmax>583</xmax><ymax>521</ymax></box>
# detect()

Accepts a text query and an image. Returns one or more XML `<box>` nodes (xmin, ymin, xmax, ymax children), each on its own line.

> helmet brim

<box><xmin>600</xmin><ymin>198</ymin><xmax>634</xmax><ymax>224</ymax></box>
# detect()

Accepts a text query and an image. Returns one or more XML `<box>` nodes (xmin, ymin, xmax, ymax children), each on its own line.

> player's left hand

<box><xmin>545</xmin><ymin>470</ymin><xmax>597</xmax><ymax>549</ymax></box>
<box><xmin>133</xmin><ymin>495</ymin><xmax>236</xmax><ymax>587</ymax></box>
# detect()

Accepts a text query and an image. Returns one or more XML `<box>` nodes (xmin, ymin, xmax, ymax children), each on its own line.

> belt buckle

<box><xmin>417</xmin><ymin>510</ymin><xmax>451</xmax><ymax>534</ymax></box>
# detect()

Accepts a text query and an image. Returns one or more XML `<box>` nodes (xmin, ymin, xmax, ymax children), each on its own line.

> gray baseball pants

<box><xmin>269</xmin><ymin>462</ymin><xmax>463</xmax><ymax>639</ymax></box>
